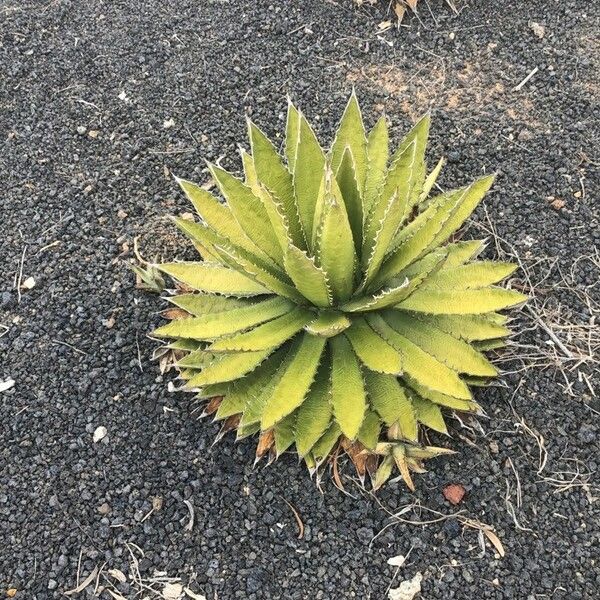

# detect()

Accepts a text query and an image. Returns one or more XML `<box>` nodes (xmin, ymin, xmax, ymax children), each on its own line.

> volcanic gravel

<box><xmin>1</xmin><ymin>0</ymin><xmax>599</xmax><ymax>598</ymax></box>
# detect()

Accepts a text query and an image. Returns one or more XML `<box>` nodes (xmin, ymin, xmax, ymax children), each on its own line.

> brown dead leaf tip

<box><xmin>443</xmin><ymin>483</ymin><xmax>466</xmax><ymax>505</ymax></box>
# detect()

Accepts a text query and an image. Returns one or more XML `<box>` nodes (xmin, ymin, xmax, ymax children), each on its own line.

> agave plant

<box><xmin>151</xmin><ymin>92</ymin><xmax>526</xmax><ymax>490</ymax></box>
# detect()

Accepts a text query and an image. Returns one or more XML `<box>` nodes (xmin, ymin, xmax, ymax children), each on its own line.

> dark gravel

<box><xmin>1</xmin><ymin>0</ymin><xmax>599</xmax><ymax>598</ymax></box>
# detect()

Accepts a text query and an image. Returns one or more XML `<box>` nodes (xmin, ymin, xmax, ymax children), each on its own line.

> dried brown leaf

<box><xmin>203</xmin><ymin>395</ymin><xmax>223</xmax><ymax>416</ymax></box>
<box><xmin>484</xmin><ymin>529</ymin><xmax>506</xmax><ymax>557</ymax></box>
<box><xmin>161</xmin><ymin>307</ymin><xmax>192</xmax><ymax>320</ymax></box>
<box><xmin>394</xmin><ymin>2</ymin><xmax>406</xmax><ymax>23</ymax></box>
<box><xmin>255</xmin><ymin>429</ymin><xmax>275</xmax><ymax>459</ymax></box>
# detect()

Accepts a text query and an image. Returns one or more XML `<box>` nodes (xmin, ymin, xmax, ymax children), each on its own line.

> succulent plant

<box><xmin>151</xmin><ymin>92</ymin><xmax>526</xmax><ymax>490</ymax></box>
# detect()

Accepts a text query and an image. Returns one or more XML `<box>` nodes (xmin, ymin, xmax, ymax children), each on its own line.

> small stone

<box><xmin>117</xmin><ymin>208</ymin><xmax>128</xmax><ymax>219</ymax></box>
<box><xmin>462</xmin><ymin>568</ymin><xmax>474</xmax><ymax>583</ymax></box>
<box><xmin>529</xmin><ymin>21</ymin><xmax>545</xmax><ymax>39</ymax></box>
<box><xmin>97</xmin><ymin>502</ymin><xmax>111</xmax><ymax>515</ymax></box>
<box><xmin>1</xmin><ymin>291</ymin><xmax>15</xmax><ymax>309</ymax></box>
<box><xmin>93</xmin><ymin>426</ymin><xmax>108</xmax><ymax>443</ymax></box>
<box><xmin>48</xmin><ymin>579</ymin><xmax>58</xmax><ymax>590</ymax></box>
<box><xmin>518</xmin><ymin>129</ymin><xmax>533</xmax><ymax>142</ymax></box>
<box><xmin>163</xmin><ymin>582</ymin><xmax>183</xmax><ymax>599</ymax></box>
<box><xmin>77</xmin><ymin>125</ymin><xmax>86</xmax><ymax>135</ymax></box>
<box><xmin>356</xmin><ymin>527</ymin><xmax>373</xmax><ymax>544</ymax></box>
<box><xmin>88</xmin><ymin>130</ymin><xmax>100</xmax><ymax>138</ymax></box>
<box><xmin>443</xmin><ymin>483</ymin><xmax>466</xmax><ymax>505</ymax></box>
<box><xmin>0</xmin><ymin>378</ymin><xmax>15</xmax><ymax>393</ymax></box>
<box><xmin>21</xmin><ymin>276</ymin><xmax>36</xmax><ymax>290</ymax></box>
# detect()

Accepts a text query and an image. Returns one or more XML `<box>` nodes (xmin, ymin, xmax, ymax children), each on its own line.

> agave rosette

<box><xmin>152</xmin><ymin>93</ymin><xmax>526</xmax><ymax>489</ymax></box>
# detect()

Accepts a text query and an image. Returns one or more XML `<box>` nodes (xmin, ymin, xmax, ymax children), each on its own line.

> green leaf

<box><xmin>363</xmin><ymin>116</ymin><xmax>389</xmax><ymax>219</ymax></box>
<box><xmin>329</xmin><ymin>335</ymin><xmax>367</xmax><ymax>439</ymax></box>
<box><xmin>166</xmin><ymin>339</ymin><xmax>201</xmax><ymax>352</ymax></box>
<box><xmin>186</xmin><ymin>349</ymin><xmax>272</xmax><ymax>387</ymax></box>
<box><xmin>236</xmin><ymin>422</ymin><xmax>260</xmax><ymax>440</ymax></box>
<box><xmin>285</xmin><ymin>100</ymin><xmax>300</xmax><ymax>172</ymax></box>
<box><xmin>442</xmin><ymin>240</ymin><xmax>485</xmax><ymax>268</ymax></box>
<box><xmin>177</xmin><ymin>349</ymin><xmax>212</xmax><ymax>368</ymax></box>
<box><xmin>153</xmin><ymin>296</ymin><xmax>293</xmax><ymax>340</ymax></box>
<box><xmin>254</xmin><ymin>184</ymin><xmax>297</xmax><ymax>258</ymax></box>
<box><xmin>409</xmin><ymin>312</ymin><xmax>511</xmax><ymax>341</ymax></box>
<box><xmin>284</xmin><ymin>245</ymin><xmax>331</xmax><ymax>307</ymax></box>
<box><xmin>305</xmin><ymin>310</ymin><xmax>351</xmax><ymax>337</ymax></box>
<box><xmin>473</xmin><ymin>338</ymin><xmax>507</xmax><ymax>351</ymax></box>
<box><xmin>248</xmin><ymin>120</ymin><xmax>305</xmax><ymax>248</ymax></box>
<box><xmin>341</xmin><ymin>277</ymin><xmax>409</xmax><ymax>313</ymax></box>
<box><xmin>335</xmin><ymin>147</ymin><xmax>362</xmax><ymax>252</ymax></box>
<box><xmin>159</xmin><ymin>261</ymin><xmax>270</xmax><ymax>297</ymax></box>
<box><xmin>411</xmin><ymin>394</ymin><xmax>448</xmax><ymax>434</ymax></box>
<box><xmin>179</xmin><ymin>367</ymin><xmax>198</xmax><ymax>380</ymax></box>
<box><xmin>420</xmin><ymin>261</ymin><xmax>518</xmax><ymax>290</ymax></box>
<box><xmin>380</xmin><ymin>114</ymin><xmax>430</xmax><ymax>214</ymax></box>
<box><xmin>240</xmin><ymin>348</ymin><xmax>291</xmax><ymax>427</ymax></box>
<box><xmin>293</xmin><ymin>112</ymin><xmax>326</xmax><ymax>243</ymax></box>
<box><xmin>274</xmin><ymin>413</ymin><xmax>296</xmax><ymax>456</ymax></box>
<box><xmin>215</xmin><ymin>392</ymin><xmax>245</xmax><ymax>420</ymax></box>
<box><xmin>176</xmin><ymin>178</ymin><xmax>271</xmax><ymax>263</ymax></box>
<box><xmin>331</xmin><ymin>91</ymin><xmax>368</xmax><ymax>190</ymax></box>
<box><xmin>408</xmin><ymin>380</ymin><xmax>480</xmax><ymax>411</ymax></box>
<box><xmin>362</xmin><ymin>144</ymin><xmax>410</xmax><ymax>267</ymax></box>
<box><xmin>209</xmin><ymin>165</ymin><xmax>283</xmax><ymax>265</ymax></box>
<box><xmin>376</xmin><ymin>189</ymin><xmax>463</xmax><ymax>281</ymax></box>
<box><xmin>361</xmin><ymin>188</ymin><xmax>402</xmax><ymax>287</ymax></box>
<box><xmin>384</xmin><ymin>311</ymin><xmax>497</xmax><ymax>376</ymax></box>
<box><xmin>314</xmin><ymin>171</ymin><xmax>357</xmax><ymax>302</ymax></box>
<box><xmin>355</xmin><ymin>248</ymin><xmax>446</xmax><ymax>309</ymax></box>
<box><xmin>304</xmin><ymin>452</ymin><xmax>316</xmax><ymax>472</ymax></box>
<box><xmin>171</xmin><ymin>218</ymin><xmax>224</xmax><ymax>264</ymax></box>
<box><xmin>241</xmin><ymin>148</ymin><xmax>259</xmax><ymax>189</ymax></box>
<box><xmin>357</xmin><ymin>410</ymin><xmax>381</xmax><ymax>450</ymax></box>
<box><xmin>196</xmin><ymin>382</ymin><xmax>229</xmax><ymax>400</ymax></box>
<box><xmin>168</xmin><ymin>293</ymin><xmax>253</xmax><ymax>316</ymax></box>
<box><xmin>173</xmin><ymin>218</ymin><xmax>291</xmax><ymax>293</ymax></box>
<box><xmin>364</xmin><ymin>371</ymin><xmax>418</xmax><ymax>441</ymax></box>
<box><xmin>419</xmin><ymin>156</ymin><xmax>444</xmax><ymax>205</ymax></box>
<box><xmin>372</xmin><ymin>455</ymin><xmax>394</xmax><ymax>490</ymax></box>
<box><xmin>215</xmin><ymin>357</ymin><xmax>282</xmax><ymax>420</ymax></box>
<box><xmin>362</xmin><ymin>138</ymin><xmax>422</xmax><ymax>286</ymax></box>
<box><xmin>428</xmin><ymin>175</ymin><xmax>495</xmax><ymax>251</ymax></box>
<box><xmin>311</xmin><ymin>422</ymin><xmax>341</xmax><ymax>464</ymax></box>
<box><xmin>215</xmin><ymin>243</ymin><xmax>306</xmax><ymax>303</ymax></box>
<box><xmin>261</xmin><ymin>333</ymin><xmax>326</xmax><ymax>429</ymax></box>
<box><xmin>208</xmin><ymin>308</ymin><xmax>313</xmax><ymax>352</ymax></box>
<box><xmin>367</xmin><ymin>314</ymin><xmax>472</xmax><ymax>400</ymax></box>
<box><xmin>395</xmin><ymin>286</ymin><xmax>527</xmax><ymax>314</ymax></box>
<box><xmin>294</xmin><ymin>366</ymin><xmax>333</xmax><ymax>457</ymax></box>
<box><xmin>345</xmin><ymin>318</ymin><xmax>403</xmax><ymax>374</ymax></box>
<box><xmin>378</xmin><ymin>177</ymin><xmax>494</xmax><ymax>282</ymax></box>
<box><xmin>131</xmin><ymin>264</ymin><xmax>165</xmax><ymax>293</ymax></box>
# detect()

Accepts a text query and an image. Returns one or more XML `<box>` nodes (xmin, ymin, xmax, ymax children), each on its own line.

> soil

<box><xmin>1</xmin><ymin>0</ymin><xmax>599</xmax><ymax>598</ymax></box>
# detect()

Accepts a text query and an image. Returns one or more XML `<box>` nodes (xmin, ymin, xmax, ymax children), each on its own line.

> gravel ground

<box><xmin>1</xmin><ymin>0</ymin><xmax>599</xmax><ymax>598</ymax></box>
